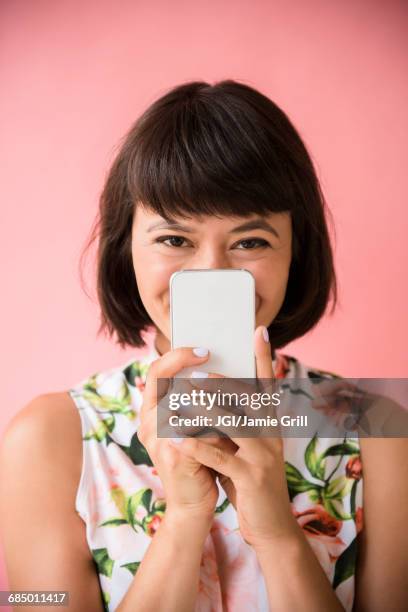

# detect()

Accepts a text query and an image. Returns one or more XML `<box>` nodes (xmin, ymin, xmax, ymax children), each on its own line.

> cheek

<box><xmin>132</xmin><ymin>247</ymin><xmax>180</xmax><ymax>296</ymax></box>
<box><xmin>251</xmin><ymin>262</ymin><xmax>290</xmax><ymax>299</ymax></box>
<box><xmin>252</xmin><ymin>267</ymin><xmax>290</xmax><ymax>326</ymax></box>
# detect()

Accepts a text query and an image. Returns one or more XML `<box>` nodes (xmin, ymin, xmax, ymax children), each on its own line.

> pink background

<box><xmin>1</xmin><ymin>0</ymin><xmax>407</xmax><ymax>595</ymax></box>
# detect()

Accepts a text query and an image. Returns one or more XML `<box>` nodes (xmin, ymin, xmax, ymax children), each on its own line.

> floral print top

<box><xmin>68</xmin><ymin>344</ymin><xmax>363</xmax><ymax>612</ymax></box>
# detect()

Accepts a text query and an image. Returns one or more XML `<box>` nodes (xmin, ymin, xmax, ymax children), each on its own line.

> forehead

<box><xmin>133</xmin><ymin>204</ymin><xmax>291</xmax><ymax>232</ymax></box>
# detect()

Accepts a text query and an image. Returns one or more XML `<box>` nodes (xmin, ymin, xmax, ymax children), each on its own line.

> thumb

<box><xmin>218</xmin><ymin>474</ymin><xmax>236</xmax><ymax>509</ymax></box>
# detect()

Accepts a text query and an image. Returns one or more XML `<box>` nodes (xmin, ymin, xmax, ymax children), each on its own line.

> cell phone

<box><xmin>170</xmin><ymin>269</ymin><xmax>256</xmax><ymax>378</ymax></box>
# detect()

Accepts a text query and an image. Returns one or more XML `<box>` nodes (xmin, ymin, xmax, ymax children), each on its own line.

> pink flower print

<box><xmin>355</xmin><ymin>507</ymin><xmax>364</xmax><ymax>534</ymax></box>
<box><xmin>108</xmin><ymin>466</ymin><xmax>120</xmax><ymax>479</ymax></box>
<box><xmin>196</xmin><ymin>536</ymin><xmax>223</xmax><ymax>611</ymax></box>
<box><xmin>292</xmin><ymin>504</ymin><xmax>347</xmax><ymax>580</ymax></box>
<box><xmin>294</xmin><ymin>504</ymin><xmax>342</xmax><ymax>537</ymax></box>
<box><xmin>275</xmin><ymin>354</ymin><xmax>290</xmax><ymax>379</ymax></box>
<box><xmin>144</xmin><ymin>512</ymin><xmax>164</xmax><ymax>537</ymax></box>
<box><xmin>210</xmin><ymin>521</ymin><xmax>262</xmax><ymax>611</ymax></box>
<box><xmin>345</xmin><ymin>456</ymin><xmax>362</xmax><ymax>480</ymax></box>
<box><xmin>135</xmin><ymin>376</ymin><xmax>146</xmax><ymax>392</ymax></box>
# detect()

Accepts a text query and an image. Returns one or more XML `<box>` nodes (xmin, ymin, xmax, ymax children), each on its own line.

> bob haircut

<box><xmin>80</xmin><ymin>79</ymin><xmax>337</xmax><ymax>350</ymax></box>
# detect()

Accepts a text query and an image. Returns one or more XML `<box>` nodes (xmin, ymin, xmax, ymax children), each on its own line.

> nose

<box><xmin>187</xmin><ymin>250</ymin><xmax>231</xmax><ymax>270</ymax></box>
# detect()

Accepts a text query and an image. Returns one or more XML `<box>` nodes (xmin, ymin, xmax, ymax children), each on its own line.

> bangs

<box><xmin>125</xmin><ymin>83</ymin><xmax>298</xmax><ymax>221</ymax></box>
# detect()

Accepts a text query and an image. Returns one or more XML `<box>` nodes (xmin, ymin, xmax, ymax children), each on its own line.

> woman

<box><xmin>0</xmin><ymin>80</ymin><xmax>406</xmax><ymax>612</ymax></box>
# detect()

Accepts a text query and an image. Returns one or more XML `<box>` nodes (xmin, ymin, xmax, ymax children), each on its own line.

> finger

<box><xmin>188</xmin><ymin>435</ymin><xmax>238</xmax><ymax>457</ymax></box>
<box><xmin>190</xmin><ymin>366</ymin><xmax>279</xmax><ymax>428</ymax></box>
<box><xmin>141</xmin><ymin>346</ymin><xmax>210</xmax><ymax>415</ymax></box>
<box><xmin>218</xmin><ymin>474</ymin><xmax>237</xmax><ymax>508</ymax></box>
<box><xmin>170</xmin><ymin>436</ymin><xmax>245</xmax><ymax>480</ymax></box>
<box><xmin>246</xmin><ymin>326</ymin><xmax>280</xmax><ymax>424</ymax></box>
<box><xmin>189</xmin><ymin>371</ymin><xmax>257</xmax><ymax>407</ymax></box>
<box><xmin>187</xmin><ymin>371</ymin><xmax>279</xmax><ymax>440</ymax></box>
<box><xmin>254</xmin><ymin>325</ymin><xmax>275</xmax><ymax>388</ymax></box>
<box><xmin>180</xmin><ymin>399</ymin><xmax>276</xmax><ymax>459</ymax></box>
<box><xmin>181</xmin><ymin>374</ymin><xmax>255</xmax><ymax>430</ymax></box>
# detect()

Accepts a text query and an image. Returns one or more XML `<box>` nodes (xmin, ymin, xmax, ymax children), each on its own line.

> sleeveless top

<box><xmin>68</xmin><ymin>345</ymin><xmax>364</xmax><ymax>612</ymax></box>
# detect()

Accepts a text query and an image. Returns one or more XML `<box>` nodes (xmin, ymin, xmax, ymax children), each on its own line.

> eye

<box><xmin>155</xmin><ymin>235</ymin><xmax>191</xmax><ymax>248</ymax></box>
<box><xmin>233</xmin><ymin>238</ymin><xmax>270</xmax><ymax>250</ymax></box>
<box><xmin>154</xmin><ymin>235</ymin><xmax>271</xmax><ymax>250</ymax></box>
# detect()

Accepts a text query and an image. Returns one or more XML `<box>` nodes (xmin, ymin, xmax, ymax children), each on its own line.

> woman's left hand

<box><xmin>171</xmin><ymin>325</ymin><xmax>299</xmax><ymax>550</ymax></box>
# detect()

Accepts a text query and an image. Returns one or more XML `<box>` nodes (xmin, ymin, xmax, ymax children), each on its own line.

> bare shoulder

<box><xmin>0</xmin><ymin>393</ymin><xmax>103</xmax><ymax>610</ymax></box>
<box><xmin>358</xmin><ymin>435</ymin><xmax>407</xmax><ymax>482</ymax></box>
<box><xmin>2</xmin><ymin>390</ymin><xmax>81</xmax><ymax>433</ymax></box>
<box><xmin>0</xmin><ymin>391</ymin><xmax>82</xmax><ymax>485</ymax></box>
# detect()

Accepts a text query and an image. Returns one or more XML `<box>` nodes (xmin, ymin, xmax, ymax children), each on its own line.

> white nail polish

<box><xmin>262</xmin><ymin>326</ymin><xmax>269</xmax><ymax>343</ymax></box>
<box><xmin>170</xmin><ymin>437</ymin><xmax>183</xmax><ymax>444</ymax></box>
<box><xmin>191</xmin><ymin>370</ymin><xmax>209</xmax><ymax>378</ymax></box>
<box><xmin>193</xmin><ymin>347</ymin><xmax>209</xmax><ymax>357</ymax></box>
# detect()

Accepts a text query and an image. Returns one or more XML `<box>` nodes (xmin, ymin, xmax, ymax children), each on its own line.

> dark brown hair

<box><xmin>80</xmin><ymin>79</ymin><xmax>337</xmax><ymax>350</ymax></box>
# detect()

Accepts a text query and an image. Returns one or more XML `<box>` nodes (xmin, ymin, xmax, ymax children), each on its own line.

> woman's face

<box><xmin>131</xmin><ymin>204</ymin><xmax>292</xmax><ymax>354</ymax></box>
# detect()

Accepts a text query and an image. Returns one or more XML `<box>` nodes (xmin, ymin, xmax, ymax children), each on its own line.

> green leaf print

<box><xmin>128</xmin><ymin>432</ymin><xmax>154</xmax><ymax>467</ymax></box>
<box><xmin>285</xmin><ymin>462</ymin><xmax>321</xmax><ymax>501</ymax></box>
<box><xmin>127</xmin><ymin>488</ymin><xmax>152</xmax><ymax>528</ymax></box>
<box><xmin>152</xmin><ymin>498</ymin><xmax>166</xmax><ymax>512</ymax></box>
<box><xmin>350</xmin><ymin>479</ymin><xmax>358</xmax><ymax>518</ymax></box>
<box><xmin>287</xmin><ymin>436</ymin><xmax>360</xmax><ymax>518</ymax></box>
<box><xmin>99</xmin><ymin>487</ymin><xmax>166</xmax><ymax>538</ymax></box>
<box><xmin>307</xmin><ymin>488</ymin><xmax>322</xmax><ymax>503</ymax></box>
<box><xmin>81</xmin><ymin>372</ymin><xmax>135</xmax><ymax>419</ymax></box>
<box><xmin>322</xmin><ymin>498</ymin><xmax>352</xmax><ymax>521</ymax></box>
<box><xmin>318</xmin><ymin>443</ymin><xmax>360</xmax><ymax>486</ymax></box>
<box><xmin>121</xmin><ymin>561</ymin><xmax>141</xmax><ymax>576</ymax></box>
<box><xmin>141</xmin><ymin>489</ymin><xmax>153</xmax><ymax>511</ymax></box>
<box><xmin>123</xmin><ymin>361</ymin><xmax>150</xmax><ymax>387</ymax></box>
<box><xmin>102</xmin><ymin>590</ymin><xmax>110</xmax><ymax>612</ymax></box>
<box><xmin>324</xmin><ymin>476</ymin><xmax>354</xmax><ymax>500</ymax></box>
<box><xmin>215</xmin><ymin>498</ymin><xmax>231</xmax><ymax>514</ymax></box>
<box><xmin>305</xmin><ymin>436</ymin><xmax>360</xmax><ymax>485</ymax></box>
<box><xmin>332</xmin><ymin>537</ymin><xmax>357</xmax><ymax>589</ymax></box>
<box><xmin>100</xmin><ymin>518</ymin><xmax>128</xmax><ymax>527</ymax></box>
<box><xmin>92</xmin><ymin>548</ymin><xmax>114</xmax><ymax>578</ymax></box>
<box><xmin>82</xmin><ymin>388</ymin><xmax>135</xmax><ymax>416</ymax></box>
<box><xmin>319</xmin><ymin>441</ymin><xmax>360</xmax><ymax>462</ymax></box>
<box><xmin>305</xmin><ymin>435</ymin><xmax>326</xmax><ymax>480</ymax></box>
<box><xmin>315</xmin><ymin>438</ymin><xmax>360</xmax><ymax>484</ymax></box>
<box><xmin>322</xmin><ymin>475</ymin><xmax>354</xmax><ymax>520</ymax></box>
<box><xmin>111</xmin><ymin>486</ymin><xmax>128</xmax><ymax>518</ymax></box>
<box><xmin>117</xmin><ymin>380</ymin><xmax>131</xmax><ymax>403</ymax></box>
<box><xmin>84</xmin><ymin>416</ymin><xmax>116</xmax><ymax>442</ymax></box>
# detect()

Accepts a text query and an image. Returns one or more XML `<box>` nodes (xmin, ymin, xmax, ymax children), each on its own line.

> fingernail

<box><xmin>170</xmin><ymin>437</ymin><xmax>183</xmax><ymax>444</ymax></box>
<box><xmin>191</xmin><ymin>370</ymin><xmax>209</xmax><ymax>378</ymax></box>
<box><xmin>193</xmin><ymin>347</ymin><xmax>209</xmax><ymax>357</ymax></box>
<box><xmin>262</xmin><ymin>326</ymin><xmax>269</xmax><ymax>343</ymax></box>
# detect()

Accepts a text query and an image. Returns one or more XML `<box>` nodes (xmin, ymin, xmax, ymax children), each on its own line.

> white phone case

<box><xmin>170</xmin><ymin>269</ymin><xmax>256</xmax><ymax>378</ymax></box>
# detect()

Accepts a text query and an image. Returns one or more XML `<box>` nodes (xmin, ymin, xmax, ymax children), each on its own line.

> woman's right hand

<box><xmin>137</xmin><ymin>347</ymin><xmax>222</xmax><ymax>519</ymax></box>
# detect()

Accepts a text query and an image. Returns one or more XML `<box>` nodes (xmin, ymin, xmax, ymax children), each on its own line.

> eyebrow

<box><xmin>147</xmin><ymin>219</ymin><xmax>280</xmax><ymax>238</ymax></box>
